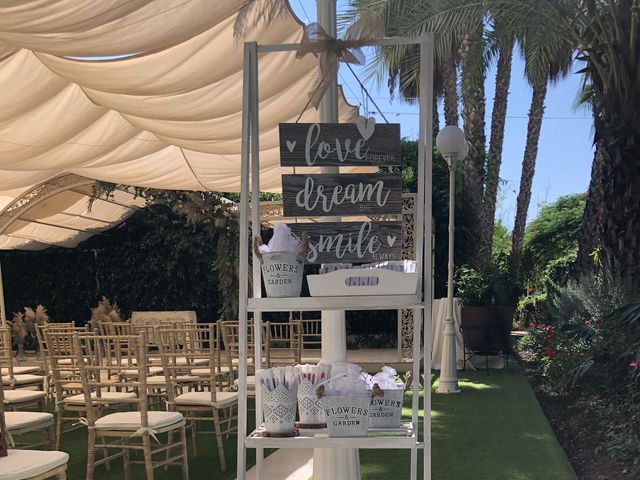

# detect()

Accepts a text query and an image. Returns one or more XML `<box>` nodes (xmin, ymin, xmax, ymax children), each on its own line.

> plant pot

<box><xmin>460</xmin><ymin>306</ymin><xmax>515</xmax><ymax>357</ymax></box>
<box><xmin>15</xmin><ymin>343</ymin><xmax>27</xmax><ymax>362</ymax></box>
<box><xmin>461</xmin><ymin>306</ymin><xmax>514</xmax><ymax>328</ymax></box>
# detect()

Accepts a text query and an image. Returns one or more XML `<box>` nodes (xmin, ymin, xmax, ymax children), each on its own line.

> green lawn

<box><xmin>359</xmin><ymin>365</ymin><xmax>577</xmax><ymax>480</ymax></box>
<box><xmin>21</xmin><ymin>364</ymin><xmax>575</xmax><ymax>480</ymax></box>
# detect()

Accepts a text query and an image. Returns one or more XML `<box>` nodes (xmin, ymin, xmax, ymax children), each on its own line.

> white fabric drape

<box><xmin>0</xmin><ymin>0</ymin><xmax>363</xmax><ymax>249</ymax></box>
<box><xmin>0</xmin><ymin>0</ymin><xmax>359</xmax><ymax>194</ymax></box>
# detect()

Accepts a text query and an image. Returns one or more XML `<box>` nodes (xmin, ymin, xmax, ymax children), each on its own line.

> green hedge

<box><xmin>0</xmin><ymin>204</ymin><xmax>221</xmax><ymax>325</ymax></box>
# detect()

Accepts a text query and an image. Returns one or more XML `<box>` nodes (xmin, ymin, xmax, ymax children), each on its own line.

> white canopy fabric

<box><xmin>0</xmin><ymin>0</ymin><xmax>361</xmax><ymax>250</ymax></box>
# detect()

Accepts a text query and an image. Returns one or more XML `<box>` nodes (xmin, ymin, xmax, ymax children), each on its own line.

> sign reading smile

<box><xmin>282</xmin><ymin>173</ymin><xmax>401</xmax><ymax>217</ymax></box>
<box><xmin>279</xmin><ymin>123</ymin><xmax>401</xmax><ymax>167</ymax></box>
<box><xmin>290</xmin><ymin>221</ymin><xmax>402</xmax><ymax>264</ymax></box>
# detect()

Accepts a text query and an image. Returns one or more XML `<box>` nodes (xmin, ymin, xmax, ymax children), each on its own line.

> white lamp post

<box><xmin>435</xmin><ymin>125</ymin><xmax>468</xmax><ymax>394</ymax></box>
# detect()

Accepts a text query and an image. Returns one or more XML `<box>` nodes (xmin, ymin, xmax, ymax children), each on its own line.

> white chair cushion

<box><xmin>6</xmin><ymin>411</ymin><xmax>54</xmax><ymax>430</ymax></box>
<box><xmin>1</xmin><ymin>366</ymin><xmax>41</xmax><ymax>375</ymax></box>
<box><xmin>146</xmin><ymin>375</ymin><xmax>199</xmax><ymax>385</ymax></box>
<box><xmin>149</xmin><ymin>357</ymin><xmax>208</xmax><ymax>366</ymax></box>
<box><xmin>175</xmin><ymin>390</ymin><xmax>238</xmax><ymax>407</ymax></box>
<box><xmin>123</xmin><ymin>366</ymin><xmax>163</xmax><ymax>376</ymax></box>
<box><xmin>234</xmin><ymin>376</ymin><xmax>256</xmax><ymax>390</ymax></box>
<box><xmin>111</xmin><ymin>358</ymin><xmax>137</xmax><ymax>366</ymax></box>
<box><xmin>3</xmin><ymin>389</ymin><xmax>46</xmax><ymax>404</ymax></box>
<box><xmin>95</xmin><ymin>411</ymin><xmax>183</xmax><ymax>431</ymax></box>
<box><xmin>0</xmin><ymin>449</ymin><xmax>68</xmax><ymax>480</ymax></box>
<box><xmin>191</xmin><ymin>366</ymin><xmax>231</xmax><ymax>376</ymax></box>
<box><xmin>64</xmin><ymin>391</ymin><xmax>137</xmax><ymax>404</ymax></box>
<box><xmin>2</xmin><ymin>374</ymin><xmax>45</xmax><ymax>385</ymax></box>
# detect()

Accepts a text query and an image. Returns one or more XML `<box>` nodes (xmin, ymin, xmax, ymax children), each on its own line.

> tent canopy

<box><xmin>0</xmin><ymin>0</ymin><xmax>361</xmax><ymax>250</ymax></box>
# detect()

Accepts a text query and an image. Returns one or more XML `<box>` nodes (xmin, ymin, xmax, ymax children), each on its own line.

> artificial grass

<box><xmin>359</xmin><ymin>364</ymin><xmax>577</xmax><ymax>480</ymax></box>
<box><xmin>19</xmin><ymin>365</ymin><xmax>575</xmax><ymax>479</ymax></box>
<box><xmin>40</xmin><ymin>403</ymin><xmax>262</xmax><ymax>480</ymax></box>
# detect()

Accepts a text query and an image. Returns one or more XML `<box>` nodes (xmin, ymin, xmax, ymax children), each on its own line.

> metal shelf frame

<box><xmin>237</xmin><ymin>33</ymin><xmax>434</xmax><ymax>480</ymax></box>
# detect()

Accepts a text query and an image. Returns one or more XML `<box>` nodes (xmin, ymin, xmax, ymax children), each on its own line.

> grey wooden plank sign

<box><xmin>279</xmin><ymin>122</ymin><xmax>401</xmax><ymax>167</ymax></box>
<box><xmin>290</xmin><ymin>221</ymin><xmax>402</xmax><ymax>264</ymax></box>
<box><xmin>282</xmin><ymin>173</ymin><xmax>402</xmax><ymax>217</ymax></box>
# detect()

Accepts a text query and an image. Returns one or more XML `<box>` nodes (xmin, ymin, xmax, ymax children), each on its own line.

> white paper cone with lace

<box><xmin>260</xmin><ymin>384</ymin><xmax>298</xmax><ymax>435</ymax></box>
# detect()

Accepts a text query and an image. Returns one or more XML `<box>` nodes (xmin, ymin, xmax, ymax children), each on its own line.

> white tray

<box><xmin>307</xmin><ymin>268</ymin><xmax>419</xmax><ymax>296</ymax></box>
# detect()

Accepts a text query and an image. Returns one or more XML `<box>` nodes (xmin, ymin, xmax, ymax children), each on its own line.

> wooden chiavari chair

<box><xmin>74</xmin><ymin>332</ymin><xmax>188</xmax><ymax>480</ymax></box>
<box><xmin>220</xmin><ymin>321</ymin><xmax>271</xmax><ymax>395</ymax></box>
<box><xmin>44</xmin><ymin>329</ymin><xmax>135</xmax><ymax>450</ymax></box>
<box><xmin>35</xmin><ymin>323</ymin><xmax>83</xmax><ymax>400</ymax></box>
<box><xmin>158</xmin><ymin>326</ymin><xmax>237</xmax><ymax>472</ymax></box>
<box><xmin>267</xmin><ymin>321</ymin><xmax>302</xmax><ymax>366</ymax></box>
<box><xmin>0</xmin><ymin>378</ymin><xmax>69</xmax><ymax>480</ymax></box>
<box><xmin>184</xmin><ymin>323</ymin><xmax>232</xmax><ymax>389</ymax></box>
<box><xmin>0</xmin><ymin>326</ymin><xmax>45</xmax><ymax>392</ymax></box>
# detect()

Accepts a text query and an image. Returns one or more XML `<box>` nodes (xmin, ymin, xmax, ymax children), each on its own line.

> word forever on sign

<box><xmin>290</xmin><ymin>221</ymin><xmax>402</xmax><ymax>264</ymax></box>
<box><xmin>282</xmin><ymin>173</ymin><xmax>402</xmax><ymax>217</ymax></box>
<box><xmin>279</xmin><ymin>123</ymin><xmax>401</xmax><ymax>167</ymax></box>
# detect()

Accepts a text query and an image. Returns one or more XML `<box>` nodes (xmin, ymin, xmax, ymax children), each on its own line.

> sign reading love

<box><xmin>289</xmin><ymin>221</ymin><xmax>402</xmax><ymax>264</ymax></box>
<box><xmin>279</xmin><ymin>122</ymin><xmax>401</xmax><ymax>167</ymax></box>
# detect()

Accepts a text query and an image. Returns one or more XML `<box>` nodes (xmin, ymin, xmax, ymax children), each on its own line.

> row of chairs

<box><xmin>1</xmin><ymin>318</ymin><xmax>318</xmax><ymax>480</ymax></box>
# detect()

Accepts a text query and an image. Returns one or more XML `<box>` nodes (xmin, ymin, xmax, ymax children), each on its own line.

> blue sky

<box><xmin>292</xmin><ymin>1</ymin><xmax>594</xmax><ymax>230</ymax></box>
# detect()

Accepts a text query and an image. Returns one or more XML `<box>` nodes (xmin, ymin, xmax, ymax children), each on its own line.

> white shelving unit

<box><xmin>236</xmin><ymin>33</ymin><xmax>434</xmax><ymax>480</ymax></box>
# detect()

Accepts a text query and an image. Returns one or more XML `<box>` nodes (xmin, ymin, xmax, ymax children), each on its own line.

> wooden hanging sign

<box><xmin>290</xmin><ymin>221</ymin><xmax>402</xmax><ymax>264</ymax></box>
<box><xmin>279</xmin><ymin>121</ymin><xmax>401</xmax><ymax>167</ymax></box>
<box><xmin>282</xmin><ymin>173</ymin><xmax>402</xmax><ymax>217</ymax></box>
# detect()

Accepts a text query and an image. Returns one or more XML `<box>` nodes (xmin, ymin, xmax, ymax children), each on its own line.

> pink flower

<box><xmin>630</xmin><ymin>361</ymin><xmax>638</xmax><ymax>368</ymax></box>
<box><xmin>528</xmin><ymin>322</ymin><xmax>536</xmax><ymax>328</ymax></box>
<box><xmin>544</xmin><ymin>347</ymin><xmax>558</xmax><ymax>358</ymax></box>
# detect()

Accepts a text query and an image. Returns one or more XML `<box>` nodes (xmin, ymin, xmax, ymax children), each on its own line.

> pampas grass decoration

<box><xmin>89</xmin><ymin>296</ymin><xmax>123</xmax><ymax>332</ymax></box>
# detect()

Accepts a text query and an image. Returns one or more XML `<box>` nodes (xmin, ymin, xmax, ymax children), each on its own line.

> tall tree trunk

<box><xmin>433</xmin><ymin>87</ymin><xmax>440</xmax><ymax>139</ymax></box>
<box><xmin>460</xmin><ymin>24</ymin><xmax>487</xmax><ymax>267</ymax></box>
<box><xmin>512</xmin><ymin>78</ymin><xmax>547</xmax><ymax>261</ymax></box>
<box><xmin>479</xmin><ymin>39</ymin><xmax>514</xmax><ymax>265</ymax></box>
<box><xmin>577</xmin><ymin>139</ymin><xmax>607</xmax><ymax>273</ymax></box>
<box><xmin>442</xmin><ymin>57</ymin><xmax>458</xmax><ymax>125</ymax></box>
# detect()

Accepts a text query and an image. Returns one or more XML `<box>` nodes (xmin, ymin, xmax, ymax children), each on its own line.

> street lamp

<box><xmin>435</xmin><ymin>125</ymin><xmax>468</xmax><ymax>394</ymax></box>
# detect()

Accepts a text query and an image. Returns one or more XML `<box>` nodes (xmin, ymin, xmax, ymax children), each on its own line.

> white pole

<box><xmin>236</xmin><ymin>41</ymin><xmax>254</xmax><ymax>480</ymax></box>
<box><xmin>436</xmin><ymin>153</ymin><xmax>461</xmax><ymax>394</ymax></box>
<box><xmin>248</xmin><ymin>40</ymin><xmax>265</xmax><ymax>480</ymax></box>
<box><xmin>0</xmin><ymin>259</ymin><xmax>6</xmax><ymax>324</ymax></box>
<box><xmin>422</xmin><ymin>33</ymin><xmax>435</xmax><ymax>480</ymax></box>
<box><xmin>313</xmin><ymin>1</ymin><xmax>360</xmax><ymax>479</ymax></box>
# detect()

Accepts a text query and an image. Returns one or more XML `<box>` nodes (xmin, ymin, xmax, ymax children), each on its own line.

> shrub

<box><xmin>456</xmin><ymin>253</ymin><xmax>521</xmax><ymax>307</ymax></box>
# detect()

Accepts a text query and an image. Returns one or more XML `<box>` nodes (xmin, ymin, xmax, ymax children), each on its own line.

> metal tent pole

<box><xmin>236</xmin><ymin>41</ymin><xmax>254</xmax><ymax>480</ymax></box>
<box><xmin>0</xmin><ymin>260</ymin><xmax>6</xmax><ymax>324</ymax></box>
<box><xmin>313</xmin><ymin>0</ymin><xmax>360</xmax><ymax>479</ymax></box>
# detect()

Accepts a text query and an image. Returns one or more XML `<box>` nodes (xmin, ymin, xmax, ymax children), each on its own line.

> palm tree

<box><xmin>350</xmin><ymin>0</ymin><xmax>507</xmax><ymax>267</ymax></box>
<box><xmin>350</xmin><ymin>0</ymin><xmax>640</xmax><ymax>286</ymax></box>
<box><xmin>479</xmin><ymin>33</ymin><xmax>515</xmax><ymax>265</ymax></box>
<box><xmin>459</xmin><ymin>20</ymin><xmax>488</xmax><ymax>266</ymax></box>
<box><xmin>511</xmin><ymin>76</ymin><xmax>548</xmax><ymax>261</ymax></box>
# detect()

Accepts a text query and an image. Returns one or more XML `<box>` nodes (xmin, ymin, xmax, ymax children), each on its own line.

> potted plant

<box><xmin>10</xmin><ymin>304</ymin><xmax>49</xmax><ymax>361</ymax></box>
<box><xmin>455</xmin><ymin>253</ymin><xmax>521</xmax><ymax>328</ymax></box>
<box><xmin>89</xmin><ymin>296</ymin><xmax>124</xmax><ymax>333</ymax></box>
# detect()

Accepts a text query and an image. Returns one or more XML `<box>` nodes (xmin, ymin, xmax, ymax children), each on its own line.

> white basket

<box><xmin>369</xmin><ymin>386</ymin><xmax>405</xmax><ymax>428</ymax></box>
<box><xmin>307</xmin><ymin>269</ymin><xmax>419</xmax><ymax>296</ymax></box>
<box><xmin>261</xmin><ymin>384</ymin><xmax>298</xmax><ymax>434</ymax></box>
<box><xmin>297</xmin><ymin>379</ymin><xmax>326</xmax><ymax>425</ymax></box>
<box><xmin>322</xmin><ymin>395</ymin><xmax>370</xmax><ymax>437</ymax></box>
<box><xmin>259</xmin><ymin>251</ymin><xmax>304</xmax><ymax>298</ymax></box>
